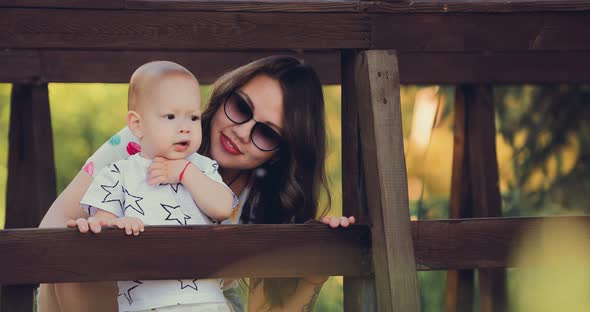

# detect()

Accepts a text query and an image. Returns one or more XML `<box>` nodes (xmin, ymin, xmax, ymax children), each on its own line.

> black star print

<box><xmin>110</xmin><ymin>164</ymin><xmax>120</xmax><ymax>174</ymax></box>
<box><xmin>121</xmin><ymin>280</ymin><xmax>143</xmax><ymax>305</ymax></box>
<box><xmin>179</xmin><ymin>279</ymin><xmax>198</xmax><ymax>291</ymax></box>
<box><xmin>170</xmin><ymin>183</ymin><xmax>181</xmax><ymax>193</ymax></box>
<box><xmin>123</xmin><ymin>187</ymin><xmax>145</xmax><ymax>215</ymax></box>
<box><xmin>161</xmin><ymin>204</ymin><xmax>191</xmax><ymax>225</ymax></box>
<box><xmin>101</xmin><ymin>180</ymin><xmax>124</xmax><ymax>210</ymax></box>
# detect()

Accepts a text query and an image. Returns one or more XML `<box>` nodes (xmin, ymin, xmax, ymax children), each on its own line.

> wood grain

<box><xmin>354</xmin><ymin>50</ymin><xmax>421</xmax><ymax>311</ymax></box>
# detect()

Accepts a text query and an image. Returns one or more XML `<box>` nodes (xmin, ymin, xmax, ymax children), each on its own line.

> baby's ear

<box><xmin>127</xmin><ymin>111</ymin><xmax>143</xmax><ymax>139</ymax></box>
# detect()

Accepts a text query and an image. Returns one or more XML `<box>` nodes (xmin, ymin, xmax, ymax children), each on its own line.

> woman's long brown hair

<box><xmin>198</xmin><ymin>56</ymin><xmax>331</xmax><ymax>309</ymax></box>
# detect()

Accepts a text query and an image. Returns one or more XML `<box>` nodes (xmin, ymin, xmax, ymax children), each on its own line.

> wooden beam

<box><xmin>341</xmin><ymin>50</ymin><xmax>376</xmax><ymax>311</ymax></box>
<box><xmin>126</xmin><ymin>0</ymin><xmax>361</xmax><ymax>12</ymax></box>
<box><xmin>0</xmin><ymin>50</ymin><xmax>341</xmax><ymax>84</ymax></box>
<box><xmin>363</xmin><ymin>0</ymin><xmax>590</xmax><ymax>13</ymax></box>
<box><xmin>413</xmin><ymin>216</ymin><xmax>590</xmax><ymax>270</ymax></box>
<box><xmin>1</xmin><ymin>83</ymin><xmax>56</xmax><ymax>312</ymax></box>
<box><xmin>2</xmin><ymin>9</ymin><xmax>590</xmax><ymax>52</ymax></box>
<box><xmin>0</xmin><ymin>224</ymin><xmax>372</xmax><ymax>284</ymax></box>
<box><xmin>354</xmin><ymin>50</ymin><xmax>421</xmax><ymax>311</ymax></box>
<box><xmin>0</xmin><ymin>9</ymin><xmax>370</xmax><ymax>50</ymax></box>
<box><xmin>371</xmin><ymin>12</ymin><xmax>590</xmax><ymax>52</ymax></box>
<box><xmin>461</xmin><ymin>85</ymin><xmax>506</xmax><ymax>312</ymax></box>
<box><xmin>0</xmin><ymin>0</ymin><xmax>124</xmax><ymax>9</ymax></box>
<box><xmin>1</xmin><ymin>217</ymin><xmax>590</xmax><ymax>285</ymax></box>
<box><xmin>3</xmin><ymin>49</ymin><xmax>590</xmax><ymax>84</ymax></box>
<box><xmin>445</xmin><ymin>84</ymin><xmax>475</xmax><ymax>312</ymax></box>
<box><xmin>3</xmin><ymin>0</ymin><xmax>590</xmax><ymax>12</ymax></box>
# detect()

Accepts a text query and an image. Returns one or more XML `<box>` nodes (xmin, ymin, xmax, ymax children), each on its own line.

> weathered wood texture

<box><xmin>1</xmin><ymin>9</ymin><xmax>590</xmax><ymax>51</ymax></box>
<box><xmin>413</xmin><ymin>216</ymin><xmax>590</xmax><ymax>270</ymax></box>
<box><xmin>0</xmin><ymin>9</ymin><xmax>370</xmax><ymax>50</ymax></box>
<box><xmin>2</xmin><ymin>217</ymin><xmax>589</xmax><ymax>284</ymax></box>
<box><xmin>341</xmin><ymin>50</ymin><xmax>376</xmax><ymax>312</ymax></box>
<box><xmin>4</xmin><ymin>50</ymin><xmax>590</xmax><ymax>84</ymax></box>
<box><xmin>0</xmin><ymin>50</ymin><xmax>341</xmax><ymax>84</ymax></box>
<box><xmin>0</xmin><ymin>224</ymin><xmax>372</xmax><ymax>284</ymax></box>
<box><xmin>363</xmin><ymin>0</ymin><xmax>590</xmax><ymax>12</ymax></box>
<box><xmin>354</xmin><ymin>50</ymin><xmax>421</xmax><ymax>311</ymax></box>
<box><xmin>1</xmin><ymin>83</ymin><xmax>56</xmax><ymax>312</ymax></box>
<box><xmin>3</xmin><ymin>0</ymin><xmax>590</xmax><ymax>12</ymax></box>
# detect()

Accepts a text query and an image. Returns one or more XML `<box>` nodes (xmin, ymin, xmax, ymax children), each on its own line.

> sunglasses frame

<box><xmin>223</xmin><ymin>90</ymin><xmax>282</xmax><ymax>152</ymax></box>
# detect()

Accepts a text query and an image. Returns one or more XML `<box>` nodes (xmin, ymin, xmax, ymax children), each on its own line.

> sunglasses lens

<box><xmin>252</xmin><ymin>123</ymin><xmax>281</xmax><ymax>151</ymax></box>
<box><xmin>225</xmin><ymin>93</ymin><xmax>252</xmax><ymax>123</ymax></box>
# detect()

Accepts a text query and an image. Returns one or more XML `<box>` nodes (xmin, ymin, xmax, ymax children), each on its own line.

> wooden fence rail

<box><xmin>2</xmin><ymin>216</ymin><xmax>589</xmax><ymax>285</ymax></box>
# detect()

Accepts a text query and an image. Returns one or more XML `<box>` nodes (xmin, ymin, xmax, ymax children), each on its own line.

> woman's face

<box><xmin>209</xmin><ymin>74</ymin><xmax>284</xmax><ymax>172</ymax></box>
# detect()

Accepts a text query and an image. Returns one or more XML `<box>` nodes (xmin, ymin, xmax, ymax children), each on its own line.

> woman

<box><xmin>38</xmin><ymin>56</ymin><xmax>355</xmax><ymax>312</ymax></box>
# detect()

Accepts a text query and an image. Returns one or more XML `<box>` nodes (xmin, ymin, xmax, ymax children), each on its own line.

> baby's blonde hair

<box><xmin>128</xmin><ymin>61</ymin><xmax>197</xmax><ymax>111</ymax></box>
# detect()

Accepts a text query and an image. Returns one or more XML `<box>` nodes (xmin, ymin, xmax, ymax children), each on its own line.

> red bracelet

<box><xmin>179</xmin><ymin>161</ymin><xmax>191</xmax><ymax>182</ymax></box>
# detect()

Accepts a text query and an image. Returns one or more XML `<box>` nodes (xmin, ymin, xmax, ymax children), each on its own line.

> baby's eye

<box><xmin>191</xmin><ymin>115</ymin><xmax>200</xmax><ymax>122</ymax></box>
<box><xmin>165</xmin><ymin>114</ymin><xmax>175</xmax><ymax>120</ymax></box>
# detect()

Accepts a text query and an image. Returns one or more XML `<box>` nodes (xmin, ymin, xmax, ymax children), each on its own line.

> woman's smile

<box><xmin>220</xmin><ymin>133</ymin><xmax>241</xmax><ymax>155</ymax></box>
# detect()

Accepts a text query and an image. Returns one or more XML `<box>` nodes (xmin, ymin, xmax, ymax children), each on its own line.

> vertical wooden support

<box><xmin>445</xmin><ymin>85</ymin><xmax>475</xmax><ymax>312</ymax></box>
<box><xmin>348</xmin><ymin>50</ymin><xmax>421</xmax><ymax>311</ymax></box>
<box><xmin>446</xmin><ymin>85</ymin><xmax>506</xmax><ymax>312</ymax></box>
<box><xmin>1</xmin><ymin>83</ymin><xmax>56</xmax><ymax>312</ymax></box>
<box><xmin>341</xmin><ymin>50</ymin><xmax>376</xmax><ymax>312</ymax></box>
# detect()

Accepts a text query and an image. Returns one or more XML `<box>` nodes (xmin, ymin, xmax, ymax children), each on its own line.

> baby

<box><xmin>79</xmin><ymin>61</ymin><xmax>235</xmax><ymax>312</ymax></box>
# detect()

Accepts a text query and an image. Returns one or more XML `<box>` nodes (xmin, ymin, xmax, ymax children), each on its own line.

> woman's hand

<box><xmin>147</xmin><ymin>157</ymin><xmax>189</xmax><ymax>186</ymax></box>
<box><xmin>320</xmin><ymin>216</ymin><xmax>356</xmax><ymax>228</ymax></box>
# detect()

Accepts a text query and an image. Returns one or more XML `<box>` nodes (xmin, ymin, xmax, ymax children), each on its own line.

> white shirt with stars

<box><xmin>81</xmin><ymin>153</ymin><xmax>236</xmax><ymax>312</ymax></box>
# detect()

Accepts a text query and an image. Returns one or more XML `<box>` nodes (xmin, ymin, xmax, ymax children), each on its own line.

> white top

<box><xmin>81</xmin><ymin>153</ymin><xmax>236</xmax><ymax>311</ymax></box>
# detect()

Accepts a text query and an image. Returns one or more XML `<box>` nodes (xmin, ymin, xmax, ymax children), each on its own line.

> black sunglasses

<box><xmin>223</xmin><ymin>90</ymin><xmax>282</xmax><ymax>152</ymax></box>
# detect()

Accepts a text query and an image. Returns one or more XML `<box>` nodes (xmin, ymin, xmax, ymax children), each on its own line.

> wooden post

<box><xmin>348</xmin><ymin>49</ymin><xmax>421</xmax><ymax>311</ymax></box>
<box><xmin>445</xmin><ymin>85</ymin><xmax>506</xmax><ymax>312</ymax></box>
<box><xmin>1</xmin><ymin>83</ymin><xmax>56</xmax><ymax>312</ymax></box>
<box><xmin>341</xmin><ymin>50</ymin><xmax>376</xmax><ymax>312</ymax></box>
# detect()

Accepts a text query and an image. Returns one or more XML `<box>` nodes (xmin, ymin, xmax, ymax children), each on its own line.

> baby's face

<box><xmin>137</xmin><ymin>75</ymin><xmax>202</xmax><ymax>160</ymax></box>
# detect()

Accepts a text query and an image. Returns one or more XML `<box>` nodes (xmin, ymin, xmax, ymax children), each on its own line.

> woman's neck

<box><xmin>220</xmin><ymin>168</ymin><xmax>250</xmax><ymax>195</ymax></box>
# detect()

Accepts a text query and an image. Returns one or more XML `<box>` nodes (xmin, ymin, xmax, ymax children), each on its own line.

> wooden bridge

<box><xmin>1</xmin><ymin>1</ymin><xmax>590</xmax><ymax>311</ymax></box>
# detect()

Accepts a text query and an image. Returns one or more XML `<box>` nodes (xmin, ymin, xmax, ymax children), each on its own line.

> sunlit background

<box><xmin>1</xmin><ymin>82</ymin><xmax>589</xmax><ymax>311</ymax></box>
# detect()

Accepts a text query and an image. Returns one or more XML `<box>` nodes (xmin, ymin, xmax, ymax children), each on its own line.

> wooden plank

<box><xmin>0</xmin><ymin>0</ymin><xmax>124</xmax><ymax>9</ymax></box>
<box><xmin>397</xmin><ymin>52</ymin><xmax>590</xmax><ymax>84</ymax></box>
<box><xmin>4</xmin><ymin>50</ymin><xmax>590</xmax><ymax>84</ymax></box>
<box><xmin>372</xmin><ymin>12</ymin><xmax>590</xmax><ymax>52</ymax></box>
<box><xmin>40</xmin><ymin>50</ymin><xmax>340</xmax><ymax>84</ymax></box>
<box><xmin>0</xmin><ymin>9</ymin><xmax>370</xmax><ymax>50</ymax></box>
<box><xmin>354</xmin><ymin>50</ymin><xmax>421</xmax><ymax>311</ymax></box>
<box><xmin>1</xmin><ymin>217</ymin><xmax>590</xmax><ymax>285</ymax></box>
<box><xmin>341</xmin><ymin>50</ymin><xmax>376</xmax><ymax>311</ymax></box>
<box><xmin>363</xmin><ymin>0</ymin><xmax>590</xmax><ymax>13</ymax></box>
<box><xmin>126</xmin><ymin>0</ymin><xmax>361</xmax><ymax>12</ymax></box>
<box><xmin>0</xmin><ymin>224</ymin><xmax>372</xmax><ymax>284</ymax></box>
<box><xmin>1</xmin><ymin>83</ymin><xmax>56</xmax><ymax>312</ymax></box>
<box><xmin>445</xmin><ymin>84</ymin><xmax>474</xmax><ymax>312</ymax></box>
<box><xmin>461</xmin><ymin>85</ymin><xmax>506</xmax><ymax>312</ymax></box>
<box><xmin>2</xmin><ymin>9</ymin><xmax>590</xmax><ymax>51</ymax></box>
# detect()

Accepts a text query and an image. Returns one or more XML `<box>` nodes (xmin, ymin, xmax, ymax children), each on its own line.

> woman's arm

<box><xmin>38</xmin><ymin>170</ymin><xmax>119</xmax><ymax>312</ymax></box>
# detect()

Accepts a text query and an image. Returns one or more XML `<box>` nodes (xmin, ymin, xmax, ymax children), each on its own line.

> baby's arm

<box><xmin>148</xmin><ymin>157</ymin><xmax>234</xmax><ymax>221</ymax></box>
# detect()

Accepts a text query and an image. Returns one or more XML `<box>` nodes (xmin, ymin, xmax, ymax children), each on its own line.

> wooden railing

<box><xmin>1</xmin><ymin>1</ymin><xmax>590</xmax><ymax>312</ymax></box>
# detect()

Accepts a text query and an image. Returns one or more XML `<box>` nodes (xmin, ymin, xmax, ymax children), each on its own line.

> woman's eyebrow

<box><xmin>238</xmin><ymin>90</ymin><xmax>283</xmax><ymax>133</ymax></box>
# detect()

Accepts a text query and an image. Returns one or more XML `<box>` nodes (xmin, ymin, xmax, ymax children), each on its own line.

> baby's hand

<box><xmin>147</xmin><ymin>157</ymin><xmax>190</xmax><ymax>186</ymax></box>
<box><xmin>112</xmin><ymin>217</ymin><xmax>145</xmax><ymax>236</ymax></box>
<box><xmin>67</xmin><ymin>216</ymin><xmax>114</xmax><ymax>234</ymax></box>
